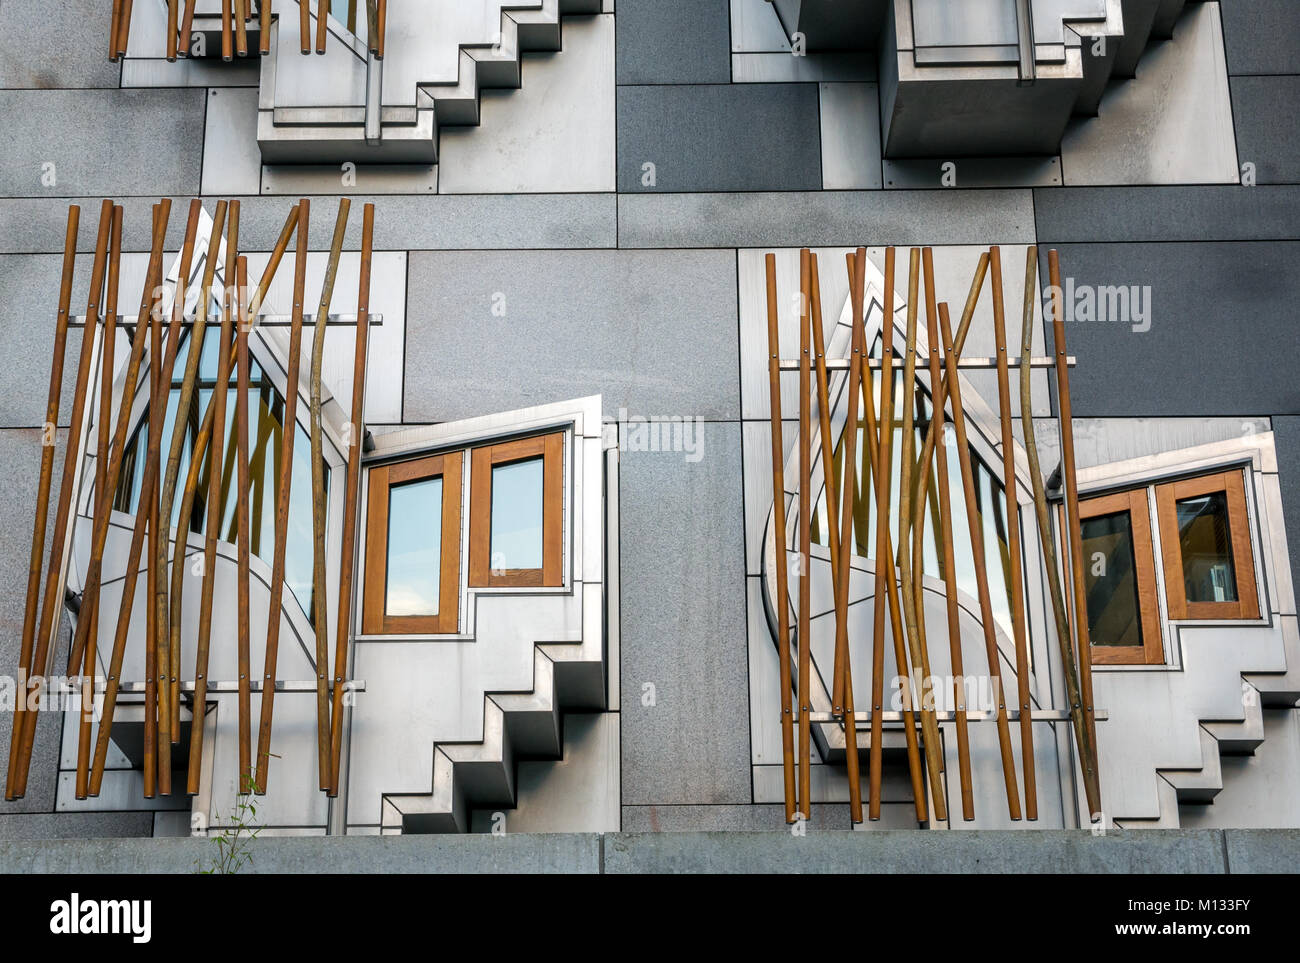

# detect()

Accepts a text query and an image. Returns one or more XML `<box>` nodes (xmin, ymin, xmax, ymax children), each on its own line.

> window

<box><xmin>1155</xmin><ymin>470</ymin><xmax>1259</xmax><ymax>621</ymax></box>
<box><xmin>1078</xmin><ymin>489</ymin><xmax>1162</xmax><ymax>665</ymax></box>
<box><xmin>469</xmin><ymin>433</ymin><xmax>564</xmax><ymax>588</ymax></box>
<box><xmin>362</xmin><ymin>451</ymin><xmax>463</xmax><ymax>634</ymax></box>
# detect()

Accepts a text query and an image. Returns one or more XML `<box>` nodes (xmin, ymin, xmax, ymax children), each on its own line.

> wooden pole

<box><xmin>187</xmin><ymin>218</ymin><xmax>238</xmax><ymax>794</ymax></box>
<box><xmin>764</xmin><ymin>253</ymin><xmax>797</xmax><ymax>822</ymax></box>
<box><xmin>255</xmin><ymin>198</ymin><xmax>310</xmax><ymax>793</ymax></box>
<box><xmin>299</xmin><ymin>0</ymin><xmax>310</xmax><ymax>54</ymax></box>
<box><xmin>1048</xmin><ymin>248</ymin><xmax>1103</xmax><ymax>819</ymax></box>
<box><xmin>824</xmin><ymin>250</ymin><xmax>865</xmax><ymax>823</ymax></box>
<box><xmin>222</xmin><ymin>0</ymin><xmax>234</xmax><ymax>60</ymax></box>
<box><xmin>259</xmin><ymin>0</ymin><xmax>272</xmax><ymax>55</ymax></box>
<box><xmin>179</xmin><ymin>0</ymin><xmax>198</xmax><ymax>57</ymax></box>
<box><xmin>310</xmin><ymin>198</ymin><xmax>350</xmax><ymax>788</ymax></box>
<box><xmin>5</xmin><ymin>205</ymin><xmax>79</xmax><ymax>801</ymax></box>
<box><xmin>110</xmin><ymin>0</ymin><xmax>124</xmax><ymax>61</ymax></box>
<box><xmin>938</xmin><ymin>301</ymin><xmax>1023</xmax><ymax>819</ymax></box>
<box><xmin>346</xmin><ymin>0</ymin><xmax>357</xmax><ymax>35</ymax></box>
<box><xmin>75</xmin><ymin>204</ymin><xmax>123</xmax><ymax>799</ymax></box>
<box><xmin>235</xmin><ymin>0</ymin><xmax>249</xmax><ymax>56</ymax></box>
<box><xmin>168</xmin><ymin>0</ymin><xmax>179</xmax><ymax>61</ymax></box>
<box><xmin>896</xmin><ymin>248</ymin><xmax>948</xmax><ymax>822</ymax></box>
<box><xmin>796</xmin><ymin>248</ymin><xmax>812</xmax><ymax>820</ymax></box>
<box><xmin>316</xmin><ymin>0</ymin><xmax>330</xmax><ymax>53</ymax></box>
<box><xmin>236</xmin><ymin>253</ymin><xmax>253</xmax><ymax>785</ymax></box>
<box><xmin>329</xmin><ymin>203</ymin><xmax>373</xmax><ymax>794</ymax></box>
<box><xmin>117</xmin><ymin>0</ymin><xmax>135</xmax><ymax>59</ymax></box>
<box><xmin>376</xmin><ymin>0</ymin><xmax>386</xmax><ymax>58</ymax></box>
<box><xmin>990</xmin><ymin>246</ymin><xmax>1038</xmax><ymax>819</ymax></box>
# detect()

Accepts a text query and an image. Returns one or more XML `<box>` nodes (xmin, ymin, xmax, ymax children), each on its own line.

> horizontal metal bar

<box><xmin>71</xmin><ymin>313</ymin><xmax>383</xmax><ymax>327</ymax></box>
<box><xmin>801</xmin><ymin>708</ymin><xmax>1106</xmax><ymax>724</ymax></box>
<box><xmin>779</xmin><ymin>356</ymin><xmax>1073</xmax><ymax>372</ymax></box>
<box><xmin>56</xmin><ymin>680</ymin><xmax>366</xmax><ymax>695</ymax></box>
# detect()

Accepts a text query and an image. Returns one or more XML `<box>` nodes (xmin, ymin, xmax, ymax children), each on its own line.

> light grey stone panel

<box><xmin>1224</xmin><ymin>827</ymin><xmax>1300</xmax><ymax>873</ymax></box>
<box><xmin>0</xmin><ymin>0</ymin><xmax>123</xmax><ymax>89</ymax></box>
<box><xmin>1032</xmin><ymin>185</ymin><xmax>1300</xmax><ymax>243</ymax></box>
<box><xmin>619</xmin><ymin>422</ymin><xmax>751</xmax><ymax>805</ymax></box>
<box><xmin>616</xmin><ymin>0</ymin><xmax>731</xmax><ymax>85</ymax></box>
<box><xmin>0</xmin><ymin>89</ymin><xmax>205</xmax><ymax>198</ymax></box>
<box><xmin>403</xmin><ymin>249</ymin><xmax>740</xmax><ymax>422</ymax></box>
<box><xmin>618</xmin><ymin>190</ymin><xmax>1036</xmax><ymax>249</ymax></box>
<box><xmin>621</xmin><ymin>803</ymin><xmax>849</xmax><ymax>831</ymax></box>
<box><xmin>0</xmin><ymin>812</ymin><xmax>153</xmax><ymax>839</ymax></box>
<box><xmin>201</xmin><ymin>87</ymin><xmax>262</xmax><ymax>197</ymax></box>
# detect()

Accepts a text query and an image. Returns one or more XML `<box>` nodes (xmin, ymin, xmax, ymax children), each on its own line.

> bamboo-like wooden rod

<box><xmin>12</xmin><ymin>203</ymin><xmax>112</xmax><ymax>798</ymax></box>
<box><xmin>990</xmin><ymin>245</ymin><xmax>1038</xmax><ymax>820</ymax></box>
<box><xmin>896</xmin><ymin>248</ymin><xmax>948</xmax><ymax>822</ymax></box>
<box><xmin>110</xmin><ymin>0</ymin><xmax>124</xmax><ymax>61</ymax></box>
<box><xmin>938</xmin><ymin>300</ymin><xmax>1022</xmax><ymax>819</ymax></box>
<box><xmin>179</xmin><ymin>0</ymin><xmax>198</xmax><ymax>57</ymax></box>
<box><xmin>366</xmin><ymin>0</ymin><xmax>379</xmax><ymax>56</ymax></box>
<box><xmin>316</xmin><ymin>0</ymin><xmax>330</xmax><ymax>53</ymax></box>
<box><xmin>168</xmin><ymin>0</ymin><xmax>179</xmax><ymax>60</ymax></box>
<box><xmin>310</xmin><ymin>198</ymin><xmax>350</xmax><ymax>789</ymax></box>
<box><xmin>235</xmin><ymin>0</ymin><xmax>249</xmax><ymax>56</ymax></box>
<box><xmin>1019</xmin><ymin>247</ymin><xmax>1097</xmax><ymax>823</ymax></box>
<box><xmin>160</xmin><ymin>202</ymin><xmax>226</xmax><ymax>750</ymax></box>
<box><xmin>74</xmin><ymin>202</ymin><xmax>172</xmax><ymax>795</ymax></box>
<box><xmin>222</xmin><ymin>0</ymin><xmax>234</xmax><ymax>61</ymax></box>
<box><xmin>299</xmin><ymin>0</ymin><xmax>310</xmax><ymax>54</ymax></box>
<box><xmin>826</xmin><ymin>250</ymin><xmax>864</xmax><ymax>823</ymax></box>
<box><xmin>1049</xmin><ymin>248</ymin><xmax>1103</xmax><ymax>819</ymax></box>
<box><xmin>235</xmin><ymin>252</ymin><xmax>253</xmax><ymax>785</ymax></box>
<box><xmin>376</xmin><ymin>0</ymin><xmax>386</xmax><ymax>58</ymax></box>
<box><xmin>260</xmin><ymin>0</ymin><xmax>272</xmax><ymax>55</ymax></box>
<box><xmin>255</xmin><ymin>198</ymin><xmax>310</xmax><ymax>793</ymax></box>
<box><xmin>246</xmin><ymin>205</ymin><xmax>301</xmax><ymax>325</ymax></box>
<box><xmin>117</xmin><ymin>0</ymin><xmax>135</xmax><ymax>59</ymax></box>
<box><xmin>76</xmin><ymin>205</ymin><xmax>123</xmax><ymax>800</ymax></box>
<box><xmin>796</xmin><ymin>248</ymin><xmax>813</xmax><ymax>819</ymax></box>
<box><xmin>329</xmin><ymin>203</ymin><xmax>373</xmax><ymax>795</ymax></box>
<box><xmin>764</xmin><ymin>253</ymin><xmax>797</xmax><ymax>823</ymax></box>
<box><xmin>5</xmin><ymin>205</ymin><xmax>79</xmax><ymax>801</ymax></box>
<box><xmin>915</xmin><ymin>273</ymin><xmax>975</xmax><ymax>822</ymax></box>
<box><xmin>187</xmin><ymin>222</ymin><xmax>238</xmax><ymax>795</ymax></box>
<box><xmin>347</xmin><ymin>0</ymin><xmax>357</xmax><ymax>34</ymax></box>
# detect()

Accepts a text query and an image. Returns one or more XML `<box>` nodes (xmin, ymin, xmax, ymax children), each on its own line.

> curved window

<box><xmin>809</xmin><ymin>358</ymin><xmax>1018</xmax><ymax>638</ymax></box>
<box><xmin>114</xmin><ymin>326</ymin><xmax>326</xmax><ymax>619</ymax></box>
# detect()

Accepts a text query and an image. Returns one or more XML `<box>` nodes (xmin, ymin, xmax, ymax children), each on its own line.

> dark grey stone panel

<box><xmin>621</xmin><ymin>804</ymin><xmax>850</xmax><ymax>832</ymax></box>
<box><xmin>1039</xmin><ymin>242</ymin><xmax>1300</xmax><ymax>417</ymax></box>
<box><xmin>0</xmin><ymin>812</ymin><xmax>153</xmax><ymax>840</ymax></box>
<box><xmin>0</xmin><ymin>90</ymin><xmax>204</xmax><ymax>198</ymax></box>
<box><xmin>0</xmin><ymin>430</ymin><xmax>72</xmax><ymax>814</ymax></box>
<box><xmin>0</xmin><ymin>193</ymin><xmax>617</xmax><ymax>254</ymax></box>
<box><xmin>619</xmin><ymin>189</ymin><xmax>1035</xmax><ymax>248</ymax></box>
<box><xmin>1034</xmin><ymin>186</ymin><xmax>1300</xmax><ymax>243</ymax></box>
<box><xmin>1219</xmin><ymin>0</ymin><xmax>1300</xmax><ymax>76</ymax></box>
<box><xmin>603</xmin><ymin>829</ymin><xmax>1228</xmax><ymax>873</ymax></box>
<box><xmin>1224</xmin><ymin>828</ymin><xmax>1300</xmax><ymax>873</ymax></box>
<box><xmin>617</xmin><ymin>84</ymin><xmax>822</xmax><ymax>193</ymax></box>
<box><xmin>615</xmin><ymin>0</ymin><xmax>731</xmax><ymax>85</ymax></box>
<box><xmin>403</xmin><ymin>249</ymin><xmax>740</xmax><ymax>422</ymax></box>
<box><xmin>0</xmin><ymin>0</ymin><xmax>123</xmax><ymax>89</ymax></box>
<box><xmin>1273</xmin><ymin>417</ymin><xmax>1300</xmax><ymax>592</ymax></box>
<box><xmin>619</xmin><ymin>422</ymin><xmax>751</xmax><ymax>806</ymax></box>
<box><xmin>1231</xmin><ymin>76</ymin><xmax>1300</xmax><ymax>185</ymax></box>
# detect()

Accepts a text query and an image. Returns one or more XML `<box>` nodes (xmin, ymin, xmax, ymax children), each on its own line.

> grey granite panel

<box><xmin>1041</xmin><ymin>242</ymin><xmax>1300</xmax><ymax>417</ymax></box>
<box><xmin>616</xmin><ymin>0</ymin><xmax>731</xmax><ymax>85</ymax></box>
<box><xmin>0</xmin><ymin>90</ymin><xmax>204</xmax><ymax>198</ymax></box>
<box><xmin>1273</xmin><ymin>417</ymin><xmax>1300</xmax><ymax>592</ymax></box>
<box><xmin>0</xmin><ymin>193</ymin><xmax>617</xmax><ymax>253</ymax></box>
<box><xmin>0</xmin><ymin>812</ymin><xmax>153</xmax><ymax>840</ymax></box>
<box><xmin>403</xmin><ymin>249</ymin><xmax>740</xmax><ymax>422</ymax></box>
<box><xmin>619</xmin><ymin>422</ymin><xmax>751</xmax><ymax>805</ymax></box>
<box><xmin>1223</xmin><ymin>828</ymin><xmax>1300</xmax><ymax>873</ymax></box>
<box><xmin>0</xmin><ymin>833</ymin><xmax>601</xmax><ymax>873</ymax></box>
<box><xmin>622</xmin><ymin>804</ymin><xmax>849</xmax><ymax>831</ymax></box>
<box><xmin>619</xmin><ymin>189</ymin><xmax>1036</xmax><ymax>248</ymax></box>
<box><xmin>1231</xmin><ymin>76</ymin><xmax>1300</xmax><ymax>185</ymax></box>
<box><xmin>0</xmin><ymin>0</ymin><xmax>123</xmax><ymax>89</ymax></box>
<box><xmin>1033</xmin><ymin>186</ymin><xmax>1300</xmax><ymax>243</ymax></box>
<box><xmin>1219</xmin><ymin>0</ymin><xmax>1300</xmax><ymax>76</ymax></box>
<box><xmin>618</xmin><ymin>84</ymin><xmax>822</xmax><ymax>193</ymax></box>
<box><xmin>603</xmin><ymin>829</ymin><xmax>1227</xmax><ymax>873</ymax></box>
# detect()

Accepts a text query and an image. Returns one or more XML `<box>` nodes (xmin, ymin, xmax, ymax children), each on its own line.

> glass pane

<box><xmin>490</xmin><ymin>457</ymin><xmax>544</xmax><ymax>571</ymax></box>
<box><xmin>1175</xmin><ymin>491</ymin><xmax>1238</xmax><ymax>604</ymax></box>
<box><xmin>385</xmin><ymin>477</ymin><xmax>443</xmax><ymax>617</ymax></box>
<box><xmin>1080</xmin><ymin>510</ymin><xmax>1143</xmax><ymax>647</ymax></box>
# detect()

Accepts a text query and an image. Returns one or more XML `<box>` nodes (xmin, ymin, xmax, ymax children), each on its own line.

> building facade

<box><xmin>0</xmin><ymin>0</ymin><xmax>1298</xmax><ymax>843</ymax></box>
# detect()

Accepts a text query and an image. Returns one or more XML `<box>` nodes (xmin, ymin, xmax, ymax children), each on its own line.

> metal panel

<box><xmin>819</xmin><ymin>83</ymin><xmax>884</xmax><ymax>190</ymax></box>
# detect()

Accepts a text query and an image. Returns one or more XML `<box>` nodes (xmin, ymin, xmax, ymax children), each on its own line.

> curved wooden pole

<box><xmin>235</xmin><ymin>253</ymin><xmax>253</xmax><ymax>785</ymax></box>
<box><xmin>796</xmin><ymin>248</ymin><xmax>812</xmax><ymax>819</ymax></box>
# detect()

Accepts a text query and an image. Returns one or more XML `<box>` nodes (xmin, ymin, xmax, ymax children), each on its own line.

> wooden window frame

<box><xmin>1155</xmin><ymin>469</ymin><xmax>1259</xmax><ymax>622</ymax></box>
<box><xmin>362</xmin><ymin>450</ymin><xmax>463</xmax><ymax>635</ymax></box>
<box><xmin>469</xmin><ymin>432</ymin><xmax>564</xmax><ymax>588</ymax></box>
<box><xmin>1078</xmin><ymin>488</ymin><xmax>1164</xmax><ymax>666</ymax></box>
